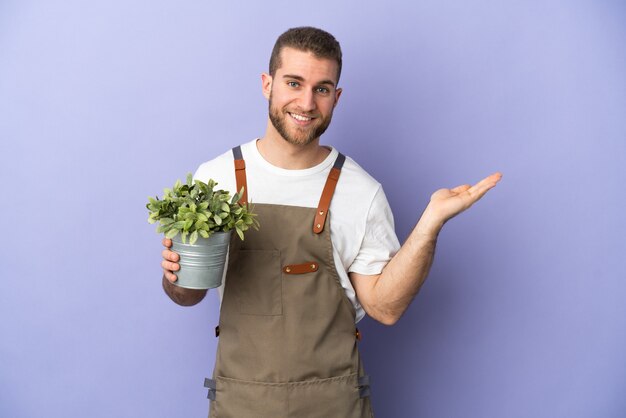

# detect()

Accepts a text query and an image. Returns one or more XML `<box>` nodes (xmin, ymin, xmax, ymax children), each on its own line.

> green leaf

<box><xmin>149</xmin><ymin>175</ymin><xmax>259</xmax><ymax>239</ymax></box>
<box><xmin>195</xmin><ymin>179</ymin><xmax>210</xmax><ymax>196</ymax></box>
<box><xmin>190</xmin><ymin>230</ymin><xmax>198</xmax><ymax>245</ymax></box>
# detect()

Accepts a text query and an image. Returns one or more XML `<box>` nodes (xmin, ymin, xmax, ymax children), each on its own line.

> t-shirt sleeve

<box><xmin>348</xmin><ymin>185</ymin><xmax>401</xmax><ymax>275</ymax></box>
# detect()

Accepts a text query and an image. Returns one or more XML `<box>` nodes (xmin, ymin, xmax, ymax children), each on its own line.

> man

<box><xmin>160</xmin><ymin>27</ymin><xmax>501</xmax><ymax>418</ymax></box>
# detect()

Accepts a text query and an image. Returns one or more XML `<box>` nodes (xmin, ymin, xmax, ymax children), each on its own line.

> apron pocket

<box><xmin>212</xmin><ymin>374</ymin><xmax>371</xmax><ymax>418</ymax></box>
<box><xmin>287</xmin><ymin>373</ymin><xmax>370</xmax><ymax>418</ymax></box>
<box><xmin>232</xmin><ymin>249</ymin><xmax>282</xmax><ymax>316</ymax></box>
<box><xmin>212</xmin><ymin>375</ymin><xmax>287</xmax><ymax>418</ymax></box>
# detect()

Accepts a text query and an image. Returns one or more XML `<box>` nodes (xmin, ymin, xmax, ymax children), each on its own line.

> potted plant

<box><xmin>147</xmin><ymin>174</ymin><xmax>258</xmax><ymax>289</ymax></box>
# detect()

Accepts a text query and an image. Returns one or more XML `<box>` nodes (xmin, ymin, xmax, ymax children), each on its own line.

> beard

<box><xmin>268</xmin><ymin>95</ymin><xmax>333</xmax><ymax>146</ymax></box>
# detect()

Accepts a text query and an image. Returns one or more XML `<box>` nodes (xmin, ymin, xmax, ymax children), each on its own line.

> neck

<box><xmin>257</xmin><ymin>119</ymin><xmax>331</xmax><ymax>169</ymax></box>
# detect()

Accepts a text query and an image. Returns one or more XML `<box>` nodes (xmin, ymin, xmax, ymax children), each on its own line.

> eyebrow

<box><xmin>282</xmin><ymin>74</ymin><xmax>336</xmax><ymax>87</ymax></box>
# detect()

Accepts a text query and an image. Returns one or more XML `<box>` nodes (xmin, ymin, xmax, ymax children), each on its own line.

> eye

<box><xmin>316</xmin><ymin>87</ymin><xmax>330</xmax><ymax>94</ymax></box>
<box><xmin>287</xmin><ymin>81</ymin><xmax>300</xmax><ymax>88</ymax></box>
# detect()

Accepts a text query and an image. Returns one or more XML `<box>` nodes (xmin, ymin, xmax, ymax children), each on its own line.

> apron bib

<box><xmin>206</xmin><ymin>146</ymin><xmax>373</xmax><ymax>418</ymax></box>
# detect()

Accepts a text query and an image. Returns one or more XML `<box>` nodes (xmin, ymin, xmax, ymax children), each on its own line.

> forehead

<box><xmin>276</xmin><ymin>47</ymin><xmax>339</xmax><ymax>85</ymax></box>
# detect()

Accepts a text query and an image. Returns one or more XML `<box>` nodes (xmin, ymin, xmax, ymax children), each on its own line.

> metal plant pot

<box><xmin>171</xmin><ymin>231</ymin><xmax>231</xmax><ymax>289</ymax></box>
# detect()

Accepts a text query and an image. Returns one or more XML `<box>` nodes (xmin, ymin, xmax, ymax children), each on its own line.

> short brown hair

<box><xmin>269</xmin><ymin>27</ymin><xmax>343</xmax><ymax>82</ymax></box>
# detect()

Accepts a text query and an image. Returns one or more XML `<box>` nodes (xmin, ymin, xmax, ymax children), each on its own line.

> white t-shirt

<box><xmin>194</xmin><ymin>139</ymin><xmax>400</xmax><ymax>323</ymax></box>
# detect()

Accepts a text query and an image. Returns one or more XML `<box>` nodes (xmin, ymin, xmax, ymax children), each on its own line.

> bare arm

<box><xmin>350</xmin><ymin>172</ymin><xmax>502</xmax><ymax>325</ymax></box>
<box><xmin>161</xmin><ymin>238</ymin><xmax>208</xmax><ymax>306</ymax></box>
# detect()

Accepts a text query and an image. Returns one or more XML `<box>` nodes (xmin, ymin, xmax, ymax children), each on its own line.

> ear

<box><xmin>333</xmin><ymin>87</ymin><xmax>343</xmax><ymax>108</ymax></box>
<box><xmin>261</xmin><ymin>73</ymin><xmax>273</xmax><ymax>100</ymax></box>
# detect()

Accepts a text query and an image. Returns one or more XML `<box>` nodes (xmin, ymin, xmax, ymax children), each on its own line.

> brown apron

<box><xmin>205</xmin><ymin>146</ymin><xmax>373</xmax><ymax>418</ymax></box>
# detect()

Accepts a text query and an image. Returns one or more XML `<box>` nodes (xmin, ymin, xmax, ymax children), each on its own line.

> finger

<box><xmin>161</xmin><ymin>259</ymin><xmax>180</xmax><ymax>272</ymax></box>
<box><xmin>484</xmin><ymin>172</ymin><xmax>503</xmax><ymax>184</ymax></box>
<box><xmin>164</xmin><ymin>270</ymin><xmax>178</xmax><ymax>283</ymax></box>
<box><xmin>451</xmin><ymin>184</ymin><xmax>471</xmax><ymax>194</ymax></box>
<box><xmin>162</xmin><ymin>249</ymin><xmax>179</xmax><ymax>262</ymax></box>
<box><xmin>472</xmin><ymin>172</ymin><xmax>502</xmax><ymax>189</ymax></box>
<box><xmin>162</xmin><ymin>238</ymin><xmax>172</xmax><ymax>248</ymax></box>
<box><xmin>467</xmin><ymin>172</ymin><xmax>502</xmax><ymax>199</ymax></box>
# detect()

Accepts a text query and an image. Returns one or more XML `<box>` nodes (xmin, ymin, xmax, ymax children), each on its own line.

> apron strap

<box><xmin>358</xmin><ymin>375</ymin><xmax>371</xmax><ymax>398</ymax></box>
<box><xmin>204</xmin><ymin>378</ymin><xmax>217</xmax><ymax>400</ymax></box>
<box><xmin>232</xmin><ymin>146</ymin><xmax>248</xmax><ymax>205</ymax></box>
<box><xmin>313</xmin><ymin>152</ymin><xmax>346</xmax><ymax>234</ymax></box>
<box><xmin>232</xmin><ymin>146</ymin><xmax>345</xmax><ymax>233</ymax></box>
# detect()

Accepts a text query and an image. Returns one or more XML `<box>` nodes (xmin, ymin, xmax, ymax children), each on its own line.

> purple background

<box><xmin>1</xmin><ymin>1</ymin><xmax>625</xmax><ymax>417</ymax></box>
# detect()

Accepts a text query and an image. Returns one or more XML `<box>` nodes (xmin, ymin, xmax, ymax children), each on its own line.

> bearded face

<box><xmin>262</xmin><ymin>48</ymin><xmax>341</xmax><ymax>146</ymax></box>
<box><xmin>268</xmin><ymin>92</ymin><xmax>334</xmax><ymax>146</ymax></box>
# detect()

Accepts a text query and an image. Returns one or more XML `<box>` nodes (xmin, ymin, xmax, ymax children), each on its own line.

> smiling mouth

<box><xmin>288</xmin><ymin>112</ymin><xmax>315</xmax><ymax>123</ymax></box>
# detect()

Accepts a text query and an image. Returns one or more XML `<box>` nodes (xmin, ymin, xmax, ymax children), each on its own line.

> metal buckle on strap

<box><xmin>358</xmin><ymin>375</ymin><xmax>371</xmax><ymax>398</ymax></box>
<box><xmin>232</xmin><ymin>146</ymin><xmax>248</xmax><ymax>205</ymax></box>
<box><xmin>204</xmin><ymin>378</ymin><xmax>216</xmax><ymax>400</ymax></box>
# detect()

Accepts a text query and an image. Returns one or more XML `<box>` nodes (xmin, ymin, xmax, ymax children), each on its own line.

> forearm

<box><xmin>354</xmin><ymin>173</ymin><xmax>501</xmax><ymax>325</ymax></box>
<box><xmin>162</xmin><ymin>275</ymin><xmax>208</xmax><ymax>306</ymax></box>
<box><xmin>372</xmin><ymin>208</ymin><xmax>443</xmax><ymax>323</ymax></box>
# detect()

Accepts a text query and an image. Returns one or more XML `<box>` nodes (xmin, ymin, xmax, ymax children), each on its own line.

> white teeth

<box><xmin>290</xmin><ymin>113</ymin><xmax>312</xmax><ymax>122</ymax></box>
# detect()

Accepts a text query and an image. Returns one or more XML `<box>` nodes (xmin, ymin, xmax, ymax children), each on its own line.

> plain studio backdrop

<box><xmin>1</xmin><ymin>1</ymin><xmax>624</xmax><ymax>417</ymax></box>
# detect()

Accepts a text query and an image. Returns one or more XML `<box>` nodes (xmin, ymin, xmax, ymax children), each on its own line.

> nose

<box><xmin>296</xmin><ymin>89</ymin><xmax>316</xmax><ymax>112</ymax></box>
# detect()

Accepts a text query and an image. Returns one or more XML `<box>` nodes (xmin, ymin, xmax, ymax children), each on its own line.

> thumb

<box><xmin>450</xmin><ymin>184</ymin><xmax>471</xmax><ymax>194</ymax></box>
